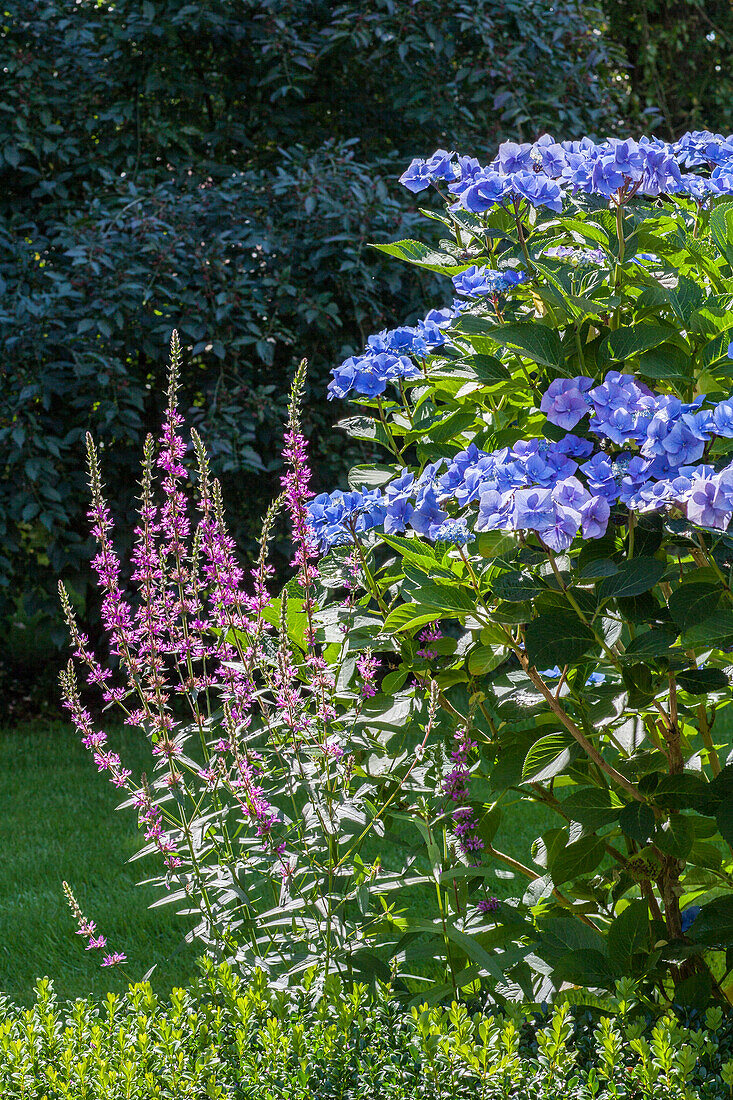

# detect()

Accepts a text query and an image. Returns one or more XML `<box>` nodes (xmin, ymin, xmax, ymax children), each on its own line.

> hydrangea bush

<box><xmin>61</xmin><ymin>129</ymin><xmax>733</xmax><ymax>1010</ymax></box>
<box><xmin>304</xmin><ymin>130</ymin><xmax>733</xmax><ymax>1007</ymax></box>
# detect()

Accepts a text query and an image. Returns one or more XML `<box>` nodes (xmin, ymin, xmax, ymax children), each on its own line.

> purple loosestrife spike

<box><xmin>443</xmin><ymin>726</ymin><xmax>484</xmax><ymax>859</ymax></box>
<box><xmin>282</xmin><ymin>359</ymin><xmax>319</xmax><ymax>645</ymax></box>
<box><xmin>60</xmin><ymin>662</ymin><xmax>132</xmax><ymax>789</ymax></box>
<box><xmin>85</xmin><ymin>433</ymin><xmax>142</xmax><ymax>677</ymax></box>
<box><xmin>63</xmin><ymin>881</ymin><xmax>127</xmax><ymax>969</ymax></box>
<box><xmin>357</xmin><ymin>649</ymin><xmax>380</xmax><ymax>698</ymax></box>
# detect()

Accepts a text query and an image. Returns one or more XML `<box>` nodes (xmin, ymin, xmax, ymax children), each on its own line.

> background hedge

<box><xmin>1</xmin><ymin>0</ymin><xmax>729</xmax><ymax>703</ymax></box>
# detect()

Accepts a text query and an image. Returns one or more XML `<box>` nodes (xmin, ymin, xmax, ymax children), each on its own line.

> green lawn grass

<box><xmin>0</xmin><ymin>721</ymin><xmax>201</xmax><ymax>1005</ymax></box>
<box><xmin>0</xmin><ymin>719</ymin><xmax>555</xmax><ymax>1005</ymax></box>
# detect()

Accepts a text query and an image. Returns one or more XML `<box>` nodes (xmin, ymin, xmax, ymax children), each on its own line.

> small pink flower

<box><xmin>101</xmin><ymin>952</ymin><xmax>127</xmax><ymax>967</ymax></box>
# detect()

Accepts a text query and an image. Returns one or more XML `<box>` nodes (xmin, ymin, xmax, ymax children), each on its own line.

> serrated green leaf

<box><xmin>636</xmin><ymin>343</ymin><xmax>692</xmax><ymax>380</ymax></box>
<box><xmin>599</xmin><ymin>323</ymin><xmax>671</xmax><ymax>363</ymax></box>
<box><xmin>622</xmin><ymin>626</ymin><xmax>678</xmax><ymax>660</ymax></box>
<box><xmin>677</xmin><ymin>668</ymin><xmax>729</xmax><ymax>694</ymax></box>
<box><xmin>618</xmin><ymin>802</ymin><xmax>655</xmax><ymax>844</ymax></box>
<box><xmin>597</xmin><ymin>557</ymin><xmax>664</xmax><ymax>600</ymax></box>
<box><xmin>337</xmin><ymin>415</ymin><xmax>392</xmax><ymax>448</ymax></box>
<box><xmin>522</xmin><ymin>731</ymin><xmax>578</xmax><ymax>783</ymax></box>
<box><xmin>668</xmin><ymin>582</ymin><xmax>721</xmax><ymax>631</ymax></box>
<box><xmin>655</xmin><ymin>815</ymin><xmax>694</xmax><ymax>858</ymax></box>
<box><xmin>411</xmin><ymin>580</ymin><xmax>476</xmax><ymax>614</ymax></box>
<box><xmin>607</xmin><ymin>900</ymin><xmax>650</xmax><ymax>972</ymax></box>
<box><xmin>468</xmin><ymin>644</ymin><xmax>507</xmax><ymax>675</ymax></box>
<box><xmin>524</xmin><ymin>611</ymin><xmax>596</xmax><ymax>668</ymax></box>
<box><xmin>455</xmin><ymin>317</ymin><xmax>563</xmax><ymax>369</ymax></box>
<box><xmin>492</xmin><ymin>571</ymin><xmax>547</xmax><ymax>601</ymax></box>
<box><xmin>709</xmin><ymin>201</ymin><xmax>733</xmax><ymax>267</ymax></box>
<box><xmin>548</xmin><ymin>836</ymin><xmax>605</xmax><ymax>885</ymax></box>
<box><xmin>561</xmin><ymin>787</ymin><xmax>623</xmax><ymax>829</ymax></box>
<box><xmin>427</xmin><ymin>409</ymin><xmax>475</xmax><ymax>443</ymax></box>
<box><xmin>347</xmin><ymin>464</ymin><xmax>394</xmax><ymax>490</ymax></box>
<box><xmin>382</xmin><ymin>604</ymin><xmax>444</xmax><ymax>633</ymax></box>
<box><xmin>369</xmin><ymin>238</ymin><xmax>465</xmax><ymax>274</ymax></box>
<box><xmin>683</xmin><ymin>610</ymin><xmax>733</xmax><ymax>647</ymax></box>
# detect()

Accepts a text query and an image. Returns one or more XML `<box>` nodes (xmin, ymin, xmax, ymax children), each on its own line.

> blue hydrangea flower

<box><xmin>581</xmin><ymin>453</ymin><xmax>621</xmax><ymax>504</ymax></box>
<box><xmin>327</xmin><ymin>351</ymin><xmax>422</xmax><ymax>401</ymax></box>
<box><xmin>446</xmin><ymin>154</ymin><xmax>484</xmax><ymax>197</ymax></box>
<box><xmin>475</xmin><ymin>488</ymin><xmax>512</xmax><ymax>532</ymax></box>
<box><xmin>509</xmin><ymin>171</ymin><xmax>564</xmax><ymax>212</ymax></box>
<box><xmin>383</xmin><ymin>469</ymin><xmax>415</xmax><ymax>535</ymax></box>
<box><xmin>680</xmin><ymin>905</ymin><xmax>701</xmax><ymax>933</ymax></box>
<box><xmin>307</xmin><ymin>488</ymin><xmax>387</xmax><ymax>551</ymax></box>
<box><xmin>493</xmin><ymin>141</ymin><xmax>534</xmax><ymax>174</ymax></box>
<box><xmin>452</xmin><ymin>265</ymin><xmax>526</xmax><ymax>298</ymax></box>
<box><xmin>431</xmin><ymin>518</ymin><xmax>473</xmax><ymax>546</ymax></box>
<box><xmin>684</xmin><ymin>471</ymin><xmax>733</xmax><ymax>529</ymax></box>
<box><xmin>409</xmin><ymin>484</ymin><xmax>448</xmax><ymax>538</ymax></box>
<box><xmin>579</xmin><ymin>495</ymin><xmax>611</xmax><ymax>539</ymax></box>
<box><xmin>399</xmin><ymin>149</ymin><xmax>458</xmax><ymax>193</ymax></box>
<box><xmin>511</xmin><ymin>487</ymin><xmax>555</xmax><ymax>533</ymax></box>
<box><xmin>588</xmin><ymin>372</ymin><xmax>656</xmax><ymax>444</ymax></box>
<box><xmin>541</xmin><ymin>377</ymin><xmax>593</xmax><ymax>430</ymax></box>
<box><xmin>459</xmin><ymin>169</ymin><xmax>509</xmax><ymax>212</ymax></box>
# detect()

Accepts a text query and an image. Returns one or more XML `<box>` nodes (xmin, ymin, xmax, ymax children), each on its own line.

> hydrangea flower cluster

<box><xmin>401</xmin><ymin>130</ymin><xmax>733</xmax><ymax>211</ymax></box>
<box><xmin>328</xmin><ymin>270</ymin><xmax>531</xmax><ymax>401</ymax></box>
<box><xmin>452</xmin><ymin>265</ymin><xmax>527</xmax><ymax>298</ymax></box>
<box><xmin>308</xmin><ymin>373</ymin><xmax>733</xmax><ymax>553</ymax></box>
